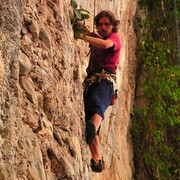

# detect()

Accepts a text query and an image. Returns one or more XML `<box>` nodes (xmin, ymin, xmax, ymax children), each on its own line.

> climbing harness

<box><xmin>83</xmin><ymin>69</ymin><xmax>118</xmax><ymax>106</ymax></box>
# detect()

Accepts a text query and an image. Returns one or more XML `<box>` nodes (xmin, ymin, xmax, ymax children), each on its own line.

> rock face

<box><xmin>0</xmin><ymin>0</ymin><xmax>137</xmax><ymax>179</ymax></box>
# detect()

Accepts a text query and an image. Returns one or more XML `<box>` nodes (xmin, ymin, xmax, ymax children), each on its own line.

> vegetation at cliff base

<box><xmin>131</xmin><ymin>0</ymin><xmax>180</xmax><ymax>179</ymax></box>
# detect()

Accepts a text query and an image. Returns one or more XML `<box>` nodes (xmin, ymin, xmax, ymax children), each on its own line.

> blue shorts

<box><xmin>83</xmin><ymin>79</ymin><xmax>113</xmax><ymax>122</ymax></box>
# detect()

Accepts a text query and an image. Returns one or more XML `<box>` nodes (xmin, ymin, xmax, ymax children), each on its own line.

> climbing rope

<box><xmin>174</xmin><ymin>0</ymin><xmax>180</xmax><ymax>65</ymax></box>
<box><xmin>87</xmin><ymin>0</ymin><xmax>96</xmax><ymax>67</ymax></box>
<box><xmin>92</xmin><ymin>0</ymin><xmax>96</xmax><ymax>34</ymax></box>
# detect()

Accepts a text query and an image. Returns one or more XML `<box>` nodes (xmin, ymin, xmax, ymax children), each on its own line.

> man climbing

<box><xmin>78</xmin><ymin>10</ymin><xmax>121</xmax><ymax>172</ymax></box>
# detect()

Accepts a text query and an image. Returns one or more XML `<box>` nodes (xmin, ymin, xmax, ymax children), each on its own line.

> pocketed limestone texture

<box><xmin>0</xmin><ymin>0</ymin><xmax>137</xmax><ymax>179</ymax></box>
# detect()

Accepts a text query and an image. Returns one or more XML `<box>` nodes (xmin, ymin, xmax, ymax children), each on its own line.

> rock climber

<box><xmin>78</xmin><ymin>10</ymin><xmax>121</xmax><ymax>172</ymax></box>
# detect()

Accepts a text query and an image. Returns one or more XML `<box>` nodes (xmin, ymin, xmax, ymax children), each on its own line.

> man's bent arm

<box><xmin>85</xmin><ymin>36</ymin><xmax>114</xmax><ymax>49</ymax></box>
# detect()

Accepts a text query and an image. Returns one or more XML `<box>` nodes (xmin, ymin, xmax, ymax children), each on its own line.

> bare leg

<box><xmin>89</xmin><ymin>113</ymin><xmax>102</xmax><ymax>163</ymax></box>
<box><xmin>91</xmin><ymin>114</ymin><xmax>102</xmax><ymax>131</ymax></box>
<box><xmin>89</xmin><ymin>136</ymin><xmax>101</xmax><ymax>163</ymax></box>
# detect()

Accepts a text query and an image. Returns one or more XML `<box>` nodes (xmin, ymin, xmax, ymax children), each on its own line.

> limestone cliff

<box><xmin>0</xmin><ymin>0</ymin><xmax>137</xmax><ymax>179</ymax></box>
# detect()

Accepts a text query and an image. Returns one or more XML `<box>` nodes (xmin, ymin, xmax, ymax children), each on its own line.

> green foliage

<box><xmin>131</xmin><ymin>0</ymin><xmax>180</xmax><ymax>179</ymax></box>
<box><xmin>70</xmin><ymin>0</ymin><xmax>90</xmax><ymax>40</ymax></box>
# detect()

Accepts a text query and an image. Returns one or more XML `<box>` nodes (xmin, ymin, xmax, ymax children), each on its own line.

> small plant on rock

<box><xmin>70</xmin><ymin>0</ymin><xmax>90</xmax><ymax>40</ymax></box>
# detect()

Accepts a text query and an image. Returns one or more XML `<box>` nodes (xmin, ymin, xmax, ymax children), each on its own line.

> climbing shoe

<box><xmin>85</xmin><ymin>121</ymin><xmax>97</xmax><ymax>145</ymax></box>
<box><xmin>90</xmin><ymin>159</ymin><xmax>103</xmax><ymax>173</ymax></box>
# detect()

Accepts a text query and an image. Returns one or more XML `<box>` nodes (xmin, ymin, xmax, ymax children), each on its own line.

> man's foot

<box><xmin>90</xmin><ymin>159</ymin><xmax>103</xmax><ymax>173</ymax></box>
<box><xmin>86</xmin><ymin>121</ymin><xmax>97</xmax><ymax>145</ymax></box>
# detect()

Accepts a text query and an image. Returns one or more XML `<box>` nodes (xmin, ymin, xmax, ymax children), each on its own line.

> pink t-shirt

<box><xmin>87</xmin><ymin>32</ymin><xmax>121</xmax><ymax>74</ymax></box>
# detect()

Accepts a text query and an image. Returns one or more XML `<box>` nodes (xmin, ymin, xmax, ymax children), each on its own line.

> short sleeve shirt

<box><xmin>88</xmin><ymin>32</ymin><xmax>121</xmax><ymax>74</ymax></box>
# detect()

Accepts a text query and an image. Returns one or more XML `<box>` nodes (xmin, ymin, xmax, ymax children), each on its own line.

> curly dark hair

<box><xmin>94</xmin><ymin>10</ymin><xmax>120</xmax><ymax>32</ymax></box>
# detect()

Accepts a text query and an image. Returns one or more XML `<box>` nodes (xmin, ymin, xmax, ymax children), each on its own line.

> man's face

<box><xmin>97</xmin><ymin>17</ymin><xmax>113</xmax><ymax>38</ymax></box>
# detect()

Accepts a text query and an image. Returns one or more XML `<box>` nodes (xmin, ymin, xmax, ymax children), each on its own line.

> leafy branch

<box><xmin>70</xmin><ymin>0</ymin><xmax>90</xmax><ymax>40</ymax></box>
